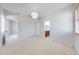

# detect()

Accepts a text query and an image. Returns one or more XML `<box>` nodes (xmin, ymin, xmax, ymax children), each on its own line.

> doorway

<box><xmin>5</xmin><ymin>19</ymin><xmax>18</xmax><ymax>42</ymax></box>
<box><xmin>44</xmin><ymin>20</ymin><xmax>50</xmax><ymax>37</ymax></box>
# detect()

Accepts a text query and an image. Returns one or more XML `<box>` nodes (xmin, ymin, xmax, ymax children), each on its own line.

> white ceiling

<box><xmin>0</xmin><ymin>3</ymin><xmax>74</xmax><ymax>17</ymax></box>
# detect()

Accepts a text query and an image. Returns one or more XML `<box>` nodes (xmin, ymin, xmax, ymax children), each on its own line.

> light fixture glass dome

<box><xmin>30</xmin><ymin>11</ymin><xmax>38</xmax><ymax>19</ymax></box>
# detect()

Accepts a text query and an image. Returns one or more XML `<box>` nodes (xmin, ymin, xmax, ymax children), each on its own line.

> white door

<box><xmin>5</xmin><ymin>20</ymin><xmax>10</xmax><ymax>40</ymax></box>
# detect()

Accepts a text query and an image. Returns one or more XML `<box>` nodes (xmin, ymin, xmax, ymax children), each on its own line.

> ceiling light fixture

<box><xmin>29</xmin><ymin>11</ymin><xmax>38</xmax><ymax>19</ymax></box>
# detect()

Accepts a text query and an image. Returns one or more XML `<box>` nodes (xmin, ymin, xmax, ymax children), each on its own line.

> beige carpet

<box><xmin>0</xmin><ymin>37</ymin><xmax>75</xmax><ymax>55</ymax></box>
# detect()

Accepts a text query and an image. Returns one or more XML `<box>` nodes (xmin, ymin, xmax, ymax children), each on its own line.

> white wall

<box><xmin>38</xmin><ymin>7</ymin><xmax>74</xmax><ymax>45</ymax></box>
<box><xmin>51</xmin><ymin>8</ymin><xmax>74</xmax><ymax>45</ymax></box>
<box><xmin>18</xmin><ymin>19</ymin><xmax>36</xmax><ymax>38</ymax></box>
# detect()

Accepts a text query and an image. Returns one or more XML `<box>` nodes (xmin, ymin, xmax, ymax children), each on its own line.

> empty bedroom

<box><xmin>0</xmin><ymin>3</ymin><xmax>79</xmax><ymax>55</ymax></box>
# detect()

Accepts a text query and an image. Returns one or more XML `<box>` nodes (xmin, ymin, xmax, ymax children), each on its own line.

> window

<box><xmin>44</xmin><ymin>20</ymin><xmax>50</xmax><ymax>31</ymax></box>
<box><xmin>75</xmin><ymin>5</ymin><xmax>79</xmax><ymax>34</ymax></box>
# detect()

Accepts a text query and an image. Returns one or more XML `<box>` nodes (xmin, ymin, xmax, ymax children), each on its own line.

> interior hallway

<box><xmin>0</xmin><ymin>36</ymin><xmax>76</xmax><ymax>55</ymax></box>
